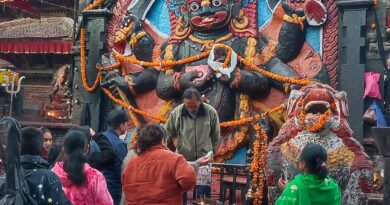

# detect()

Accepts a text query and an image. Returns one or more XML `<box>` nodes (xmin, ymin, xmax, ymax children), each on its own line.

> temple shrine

<box><xmin>1</xmin><ymin>0</ymin><xmax>390</xmax><ymax>204</ymax></box>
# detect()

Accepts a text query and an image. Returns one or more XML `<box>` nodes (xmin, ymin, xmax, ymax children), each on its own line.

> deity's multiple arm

<box><xmin>264</xmin><ymin>57</ymin><xmax>300</xmax><ymax>93</ymax></box>
<box><xmin>125</xmin><ymin>68</ymin><xmax>159</xmax><ymax>95</ymax></box>
<box><xmin>276</xmin><ymin>0</ymin><xmax>307</xmax><ymax>63</ymax></box>
<box><xmin>115</xmin><ymin>14</ymin><xmax>155</xmax><ymax>62</ymax></box>
<box><xmin>104</xmin><ymin>13</ymin><xmax>300</xmax><ymax>100</ymax></box>
<box><xmin>234</xmin><ymin>69</ymin><xmax>271</xmax><ymax>98</ymax></box>
<box><xmin>156</xmin><ymin>72</ymin><xmax>176</xmax><ymax>100</ymax></box>
<box><xmin>257</xmin><ymin>36</ymin><xmax>300</xmax><ymax>94</ymax></box>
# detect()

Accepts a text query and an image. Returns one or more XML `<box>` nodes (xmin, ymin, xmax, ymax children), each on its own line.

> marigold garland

<box><xmin>298</xmin><ymin>99</ymin><xmax>333</xmax><ymax>133</ymax></box>
<box><xmin>217</xmin><ymin>44</ymin><xmax>232</xmax><ymax>68</ymax></box>
<box><xmin>113</xmin><ymin>44</ymin><xmax>233</xmax><ymax>69</ymax></box>
<box><xmin>250</xmin><ymin>123</ymin><xmax>268</xmax><ymax>205</ymax></box>
<box><xmin>305</xmin><ymin>109</ymin><xmax>332</xmax><ymax>133</ymax></box>
<box><xmin>80</xmin><ymin>29</ymin><xmax>101</xmax><ymax>92</ymax></box>
<box><xmin>219</xmin><ymin>103</ymin><xmax>286</xmax><ymax>127</ymax></box>
<box><xmin>77</xmin><ymin>14</ymin><xmax>318</xmax><ymax>203</ymax></box>
<box><xmin>83</xmin><ymin>0</ymin><xmax>105</xmax><ymax>11</ymax></box>
<box><xmin>236</xmin><ymin>55</ymin><xmax>313</xmax><ymax>86</ymax></box>
<box><xmin>79</xmin><ymin>31</ymin><xmax>310</xmax><ymax>125</ymax></box>
<box><xmin>101</xmin><ymin>87</ymin><xmax>168</xmax><ymax>123</ymax></box>
<box><xmin>97</xmin><ymin>63</ymin><xmax>121</xmax><ymax>71</ymax></box>
<box><xmin>112</xmin><ymin>45</ymin><xmax>313</xmax><ymax>86</ymax></box>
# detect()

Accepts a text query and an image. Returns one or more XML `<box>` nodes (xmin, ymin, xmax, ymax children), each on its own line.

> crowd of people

<box><xmin>0</xmin><ymin>88</ymin><xmax>342</xmax><ymax>205</ymax></box>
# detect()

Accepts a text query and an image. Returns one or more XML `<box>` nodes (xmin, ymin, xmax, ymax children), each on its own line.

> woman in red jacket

<box><xmin>122</xmin><ymin>123</ymin><xmax>210</xmax><ymax>205</ymax></box>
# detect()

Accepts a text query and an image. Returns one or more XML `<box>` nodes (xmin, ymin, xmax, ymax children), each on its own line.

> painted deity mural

<box><xmin>98</xmin><ymin>0</ymin><xmax>332</xmax><ymax>161</ymax></box>
<box><xmin>77</xmin><ymin>0</ymin><xmax>375</xmax><ymax>204</ymax></box>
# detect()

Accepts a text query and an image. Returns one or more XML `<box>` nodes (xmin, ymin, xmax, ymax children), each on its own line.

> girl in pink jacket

<box><xmin>52</xmin><ymin>130</ymin><xmax>113</xmax><ymax>205</ymax></box>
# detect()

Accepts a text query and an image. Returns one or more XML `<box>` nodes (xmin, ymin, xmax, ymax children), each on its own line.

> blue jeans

<box><xmin>196</xmin><ymin>185</ymin><xmax>211</xmax><ymax>198</ymax></box>
<box><xmin>108</xmin><ymin>186</ymin><xmax>121</xmax><ymax>205</ymax></box>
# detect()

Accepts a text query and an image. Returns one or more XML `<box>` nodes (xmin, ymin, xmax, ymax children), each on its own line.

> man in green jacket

<box><xmin>164</xmin><ymin>88</ymin><xmax>220</xmax><ymax>198</ymax></box>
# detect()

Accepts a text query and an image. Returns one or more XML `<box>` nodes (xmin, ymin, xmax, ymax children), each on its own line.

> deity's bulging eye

<box><xmin>190</xmin><ymin>2</ymin><xmax>200</xmax><ymax>12</ymax></box>
<box><xmin>212</xmin><ymin>0</ymin><xmax>222</xmax><ymax>7</ymax></box>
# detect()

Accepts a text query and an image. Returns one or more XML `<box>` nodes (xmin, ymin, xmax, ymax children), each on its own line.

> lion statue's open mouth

<box><xmin>286</xmin><ymin>83</ymin><xmax>349</xmax><ymax>132</ymax></box>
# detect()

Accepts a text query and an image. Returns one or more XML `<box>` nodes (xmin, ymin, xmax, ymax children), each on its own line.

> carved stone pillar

<box><xmin>338</xmin><ymin>0</ymin><xmax>373</xmax><ymax>142</ymax></box>
<box><xmin>71</xmin><ymin>9</ymin><xmax>112</xmax><ymax>132</ymax></box>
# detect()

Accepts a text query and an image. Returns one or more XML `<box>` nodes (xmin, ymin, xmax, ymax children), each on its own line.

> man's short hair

<box><xmin>107</xmin><ymin>110</ymin><xmax>129</xmax><ymax>130</ymax></box>
<box><xmin>21</xmin><ymin>127</ymin><xmax>44</xmax><ymax>155</ymax></box>
<box><xmin>40</xmin><ymin>127</ymin><xmax>51</xmax><ymax>135</ymax></box>
<box><xmin>183</xmin><ymin>88</ymin><xmax>201</xmax><ymax>101</ymax></box>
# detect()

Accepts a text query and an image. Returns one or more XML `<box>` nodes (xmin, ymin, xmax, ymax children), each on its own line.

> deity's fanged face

<box><xmin>184</xmin><ymin>0</ymin><xmax>233</xmax><ymax>31</ymax></box>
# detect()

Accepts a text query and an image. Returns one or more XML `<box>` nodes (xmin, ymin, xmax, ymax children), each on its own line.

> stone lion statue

<box><xmin>266</xmin><ymin>83</ymin><xmax>373</xmax><ymax>205</ymax></box>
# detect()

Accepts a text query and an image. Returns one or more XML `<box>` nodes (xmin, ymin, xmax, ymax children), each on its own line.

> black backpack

<box><xmin>0</xmin><ymin>117</ymin><xmax>38</xmax><ymax>205</ymax></box>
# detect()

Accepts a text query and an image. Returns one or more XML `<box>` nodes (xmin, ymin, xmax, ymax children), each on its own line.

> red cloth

<box><xmin>0</xmin><ymin>40</ymin><xmax>72</xmax><ymax>54</ymax></box>
<box><xmin>52</xmin><ymin>162</ymin><xmax>114</xmax><ymax>205</ymax></box>
<box><xmin>122</xmin><ymin>144</ymin><xmax>197</xmax><ymax>205</ymax></box>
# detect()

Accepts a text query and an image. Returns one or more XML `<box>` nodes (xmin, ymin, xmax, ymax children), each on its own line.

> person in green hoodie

<box><xmin>276</xmin><ymin>143</ymin><xmax>341</xmax><ymax>205</ymax></box>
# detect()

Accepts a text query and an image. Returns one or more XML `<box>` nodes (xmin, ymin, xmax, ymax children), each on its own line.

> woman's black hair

<box><xmin>135</xmin><ymin>124</ymin><xmax>166</xmax><ymax>154</ymax></box>
<box><xmin>62</xmin><ymin>130</ymin><xmax>88</xmax><ymax>186</ymax></box>
<box><xmin>300</xmin><ymin>143</ymin><xmax>329</xmax><ymax>179</ymax></box>
<box><xmin>48</xmin><ymin>143</ymin><xmax>62</xmax><ymax>167</ymax></box>
<box><xmin>39</xmin><ymin>127</ymin><xmax>51</xmax><ymax>135</ymax></box>
<box><xmin>69</xmin><ymin>126</ymin><xmax>93</xmax><ymax>142</ymax></box>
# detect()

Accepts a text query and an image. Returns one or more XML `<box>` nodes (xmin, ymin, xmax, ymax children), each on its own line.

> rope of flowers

<box><xmin>101</xmin><ymin>87</ymin><xmax>168</xmax><ymax>123</ymax></box>
<box><xmin>80</xmin><ymin>29</ymin><xmax>102</xmax><ymax>92</ymax></box>
<box><xmin>236</xmin><ymin>55</ymin><xmax>313</xmax><ymax>86</ymax></box>
<box><xmin>112</xmin><ymin>45</ymin><xmax>313</xmax><ymax>86</ymax></box>
<box><xmin>101</xmin><ymin>85</ymin><xmax>287</xmax><ymax>127</ymax></box>
<box><xmin>96</xmin><ymin>63</ymin><xmax>121</xmax><ymax>71</ymax></box>
<box><xmin>83</xmin><ymin>0</ymin><xmax>105</xmax><ymax>11</ymax></box>
<box><xmin>112</xmin><ymin>50</ymin><xmax>212</xmax><ymax>69</ymax></box>
<box><xmin>219</xmin><ymin>103</ymin><xmax>286</xmax><ymax>127</ymax></box>
<box><xmin>83</xmin><ymin>43</ymin><xmax>313</xmax><ymax>93</ymax></box>
<box><xmin>250</xmin><ymin>123</ymin><xmax>268</xmax><ymax>205</ymax></box>
<box><xmin>298</xmin><ymin>99</ymin><xmax>333</xmax><ymax>133</ymax></box>
<box><xmin>79</xmin><ymin>34</ymin><xmax>310</xmax><ymax>126</ymax></box>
